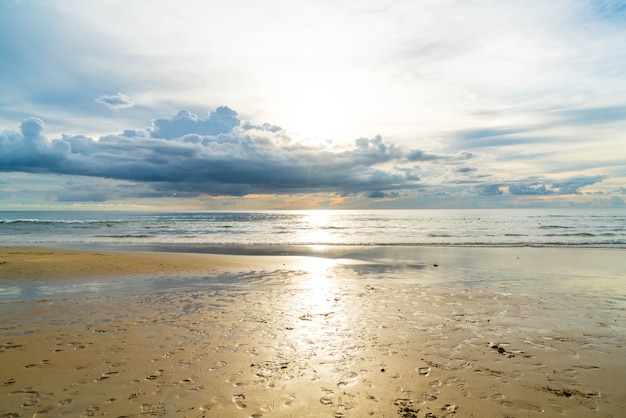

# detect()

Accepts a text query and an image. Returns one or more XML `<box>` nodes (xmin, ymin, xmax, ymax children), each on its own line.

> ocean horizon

<box><xmin>1</xmin><ymin>208</ymin><xmax>625</xmax><ymax>249</ymax></box>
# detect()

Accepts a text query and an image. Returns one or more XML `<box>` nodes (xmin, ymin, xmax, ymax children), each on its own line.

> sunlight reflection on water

<box><xmin>297</xmin><ymin>210</ymin><xmax>336</xmax><ymax>245</ymax></box>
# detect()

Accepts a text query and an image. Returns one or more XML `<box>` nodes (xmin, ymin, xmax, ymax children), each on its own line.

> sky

<box><xmin>1</xmin><ymin>0</ymin><xmax>625</xmax><ymax>210</ymax></box>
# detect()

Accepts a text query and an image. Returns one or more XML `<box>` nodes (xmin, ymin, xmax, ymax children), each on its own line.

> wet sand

<box><xmin>1</xmin><ymin>246</ymin><xmax>625</xmax><ymax>417</ymax></box>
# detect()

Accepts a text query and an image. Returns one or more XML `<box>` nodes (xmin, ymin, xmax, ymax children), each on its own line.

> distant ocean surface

<box><xmin>1</xmin><ymin>209</ymin><xmax>625</xmax><ymax>248</ymax></box>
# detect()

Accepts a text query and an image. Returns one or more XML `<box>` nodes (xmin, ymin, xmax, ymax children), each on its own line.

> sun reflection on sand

<box><xmin>291</xmin><ymin>256</ymin><xmax>337</xmax><ymax>304</ymax></box>
<box><xmin>286</xmin><ymin>256</ymin><xmax>342</xmax><ymax>343</ymax></box>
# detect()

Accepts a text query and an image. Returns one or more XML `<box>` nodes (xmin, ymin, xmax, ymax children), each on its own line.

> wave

<box><xmin>539</xmin><ymin>225</ymin><xmax>574</xmax><ymax>229</ymax></box>
<box><xmin>3</xmin><ymin>210</ymin><xmax>625</xmax><ymax>249</ymax></box>
<box><xmin>0</xmin><ymin>218</ymin><xmax>123</xmax><ymax>226</ymax></box>
<box><xmin>95</xmin><ymin>234</ymin><xmax>154</xmax><ymax>239</ymax></box>
<box><xmin>1</xmin><ymin>218</ymin><xmax>84</xmax><ymax>225</ymax></box>
<box><xmin>235</xmin><ymin>241</ymin><xmax>626</xmax><ymax>248</ymax></box>
<box><xmin>544</xmin><ymin>232</ymin><xmax>596</xmax><ymax>237</ymax></box>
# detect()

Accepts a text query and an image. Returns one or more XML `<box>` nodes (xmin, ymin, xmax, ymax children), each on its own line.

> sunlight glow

<box><xmin>292</xmin><ymin>256</ymin><xmax>338</xmax><ymax>340</ymax></box>
<box><xmin>297</xmin><ymin>210</ymin><xmax>337</xmax><ymax>247</ymax></box>
<box><xmin>299</xmin><ymin>256</ymin><xmax>337</xmax><ymax>281</ymax></box>
<box><xmin>303</xmin><ymin>210</ymin><xmax>331</xmax><ymax>227</ymax></box>
<box><xmin>279</xmin><ymin>78</ymin><xmax>363</xmax><ymax>142</ymax></box>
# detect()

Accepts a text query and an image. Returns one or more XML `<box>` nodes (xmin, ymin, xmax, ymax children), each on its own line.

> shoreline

<box><xmin>3</xmin><ymin>243</ymin><xmax>625</xmax><ymax>277</ymax></box>
<box><xmin>1</xmin><ymin>245</ymin><xmax>625</xmax><ymax>417</ymax></box>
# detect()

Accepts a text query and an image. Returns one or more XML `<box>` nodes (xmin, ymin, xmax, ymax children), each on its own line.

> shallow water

<box><xmin>2</xmin><ymin>246</ymin><xmax>625</xmax><ymax>306</ymax></box>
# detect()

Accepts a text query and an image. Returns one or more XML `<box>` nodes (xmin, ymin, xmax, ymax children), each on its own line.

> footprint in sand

<box><xmin>208</xmin><ymin>360</ymin><xmax>227</xmax><ymax>371</ymax></box>
<box><xmin>337</xmin><ymin>372</ymin><xmax>358</xmax><ymax>389</ymax></box>
<box><xmin>140</xmin><ymin>403</ymin><xmax>154</xmax><ymax>413</ymax></box>
<box><xmin>9</xmin><ymin>390</ymin><xmax>40</xmax><ymax>408</ymax></box>
<box><xmin>145</xmin><ymin>369</ymin><xmax>163</xmax><ymax>380</ymax></box>
<box><xmin>95</xmin><ymin>371</ymin><xmax>119</xmax><ymax>382</ymax></box>
<box><xmin>417</xmin><ymin>366</ymin><xmax>431</xmax><ymax>376</ymax></box>
<box><xmin>428</xmin><ymin>379</ymin><xmax>442</xmax><ymax>388</ymax></box>
<box><xmin>282</xmin><ymin>393</ymin><xmax>297</xmax><ymax>407</ymax></box>
<box><xmin>421</xmin><ymin>392</ymin><xmax>438</xmax><ymax>402</ymax></box>
<box><xmin>501</xmin><ymin>400</ymin><xmax>543</xmax><ymax>413</ymax></box>
<box><xmin>320</xmin><ymin>388</ymin><xmax>335</xmax><ymax>405</ymax></box>
<box><xmin>442</xmin><ymin>403</ymin><xmax>458</xmax><ymax>413</ymax></box>
<box><xmin>232</xmin><ymin>394</ymin><xmax>247</xmax><ymax>409</ymax></box>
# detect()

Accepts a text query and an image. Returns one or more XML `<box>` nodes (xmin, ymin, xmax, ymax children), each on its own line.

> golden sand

<box><xmin>1</xmin><ymin>246</ymin><xmax>625</xmax><ymax>417</ymax></box>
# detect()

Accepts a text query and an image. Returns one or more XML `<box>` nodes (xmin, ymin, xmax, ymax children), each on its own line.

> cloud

<box><xmin>0</xmin><ymin>118</ymin><xmax>65</xmax><ymax>167</ymax></box>
<box><xmin>150</xmin><ymin>107</ymin><xmax>240</xmax><ymax>139</ymax></box>
<box><xmin>551</xmin><ymin>176</ymin><xmax>607</xmax><ymax>195</ymax></box>
<box><xmin>96</xmin><ymin>92</ymin><xmax>134</xmax><ymax>109</ymax></box>
<box><xmin>406</xmin><ymin>150</ymin><xmax>442</xmax><ymax>162</ymax></box>
<box><xmin>57</xmin><ymin>192</ymin><xmax>108</xmax><ymax>202</ymax></box>
<box><xmin>452</xmin><ymin>127</ymin><xmax>546</xmax><ymax>149</ymax></box>
<box><xmin>0</xmin><ymin>107</ymin><xmax>617</xmax><ymax>207</ymax></box>
<box><xmin>474</xmin><ymin>176</ymin><xmax>606</xmax><ymax>197</ymax></box>
<box><xmin>554</xmin><ymin>106</ymin><xmax>626</xmax><ymax>126</ymax></box>
<box><xmin>407</xmin><ymin>149</ymin><xmax>475</xmax><ymax>162</ymax></box>
<box><xmin>20</xmin><ymin>117</ymin><xmax>45</xmax><ymax>139</ymax></box>
<box><xmin>457</xmin><ymin>128</ymin><xmax>524</xmax><ymax>142</ymax></box>
<box><xmin>451</xmin><ymin>105</ymin><xmax>626</xmax><ymax>155</ymax></box>
<box><xmin>241</xmin><ymin>121</ymin><xmax>283</xmax><ymax>133</ymax></box>
<box><xmin>508</xmin><ymin>183</ymin><xmax>553</xmax><ymax>195</ymax></box>
<box><xmin>365</xmin><ymin>190</ymin><xmax>403</xmax><ymax>199</ymax></box>
<box><xmin>475</xmin><ymin>184</ymin><xmax>504</xmax><ymax>196</ymax></box>
<box><xmin>1</xmin><ymin>109</ymin><xmax>448</xmax><ymax>199</ymax></box>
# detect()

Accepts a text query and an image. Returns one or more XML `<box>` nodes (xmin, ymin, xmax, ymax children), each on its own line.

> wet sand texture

<box><xmin>1</xmin><ymin>247</ymin><xmax>625</xmax><ymax>417</ymax></box>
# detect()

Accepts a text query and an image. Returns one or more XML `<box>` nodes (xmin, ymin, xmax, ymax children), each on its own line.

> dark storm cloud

<box><xmin>1</xmin><ymin>109</ymin><xmax>469</xmax><ymax>200</ymax></box>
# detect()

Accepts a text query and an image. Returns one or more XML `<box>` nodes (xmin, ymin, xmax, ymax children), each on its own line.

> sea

<box><xmin>2</xmin><ymin>208</ymin><xmax>626</xmax><ymax>304</ymax></box>
<box><xmin>1</xmin><ymin>208</ymin><xmax>625</xmax><ymax>249</ymax></box>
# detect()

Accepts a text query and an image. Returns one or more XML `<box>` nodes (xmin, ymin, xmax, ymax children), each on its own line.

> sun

<box><xmin>278</xmin><ymin>77</ymin><xmax>363</xmax><ymax>143</ymax></box>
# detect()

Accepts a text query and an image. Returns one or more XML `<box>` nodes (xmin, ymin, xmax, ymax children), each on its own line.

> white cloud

<box><xmin>96</xmin><ymin>92</ymin><xmax>134</xmax><ymax>109</ymax></box>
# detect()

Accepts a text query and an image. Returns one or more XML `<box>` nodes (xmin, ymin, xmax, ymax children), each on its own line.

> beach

<box><xmin>1</xmin><ymin>246</ymin><xmax>625</xmax><ymax>417</ymax></box>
